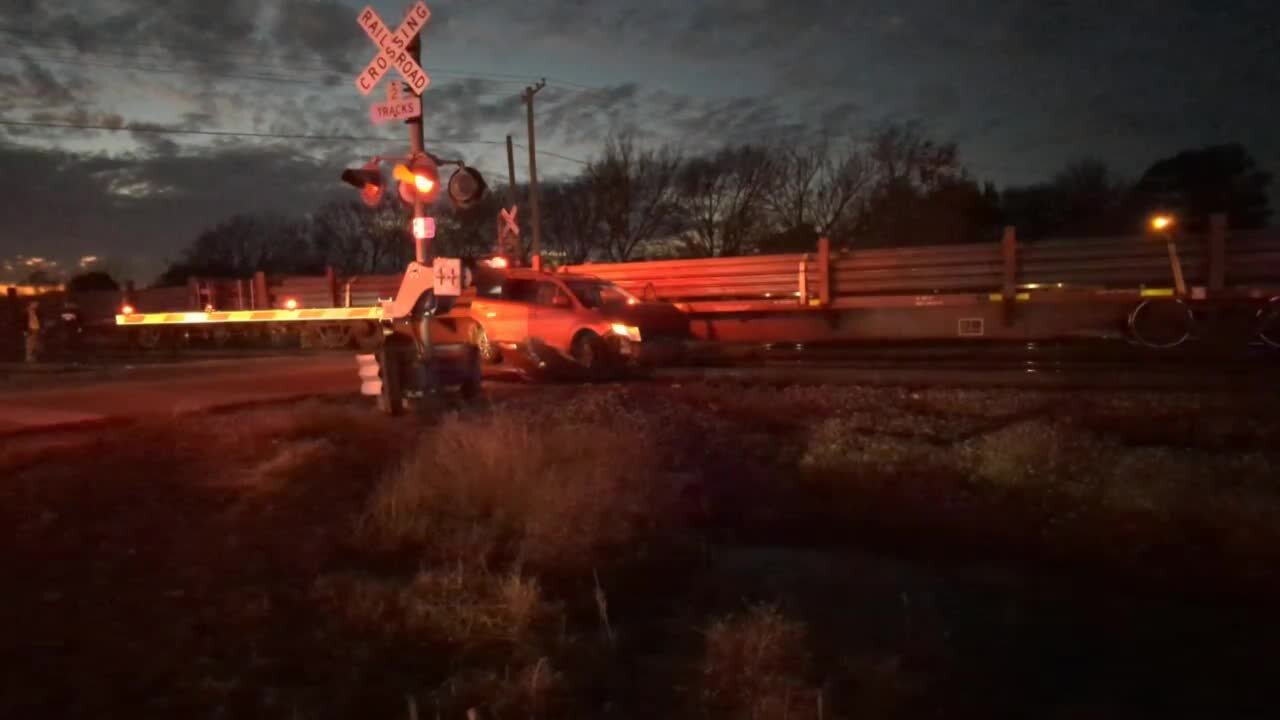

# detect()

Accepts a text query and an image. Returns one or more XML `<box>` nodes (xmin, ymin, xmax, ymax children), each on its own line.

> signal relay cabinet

<box><xmin>367</xmin><ymin>311</ymin><xmax>482</xmax><ymax>416</ymax></box>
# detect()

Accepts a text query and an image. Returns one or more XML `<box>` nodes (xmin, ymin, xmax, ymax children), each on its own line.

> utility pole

<box><xmin>505</xmin><ymin>134</ymin><xmax>517</xmax><ymax>196</ymax></box>
<box><xmin>522</xmin><ymin>79</ymin><xmax>546</xmax><ymax>268</ymax></box>
<box><xmin>407</xmin><ymin>36</ymin><xmax>428</xmax><ymax>265</ymax></box>
<box><xmin>504</xmin><ymin>133</ymin><xmax>521</xmax><ymax>263</ymax></box>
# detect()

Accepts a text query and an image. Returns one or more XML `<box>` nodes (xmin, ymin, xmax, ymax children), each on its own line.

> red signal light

<box><xmin>341</xmin><ymin>161</ymin><xmax>386</xmax><ymax>208</ymax></box>
<box><xmin>394</xmin><ymin>155</ymin><xmax>441</xmax><ymax>206</ymax></box>
<box><xmin>121</xmin><ymin>304</ymin><xmax>136</xmax><ymax>315</ymax></box>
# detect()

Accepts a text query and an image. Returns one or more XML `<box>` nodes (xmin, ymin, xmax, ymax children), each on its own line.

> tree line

<box><xmin>157</xmin><ymin>122</ymin><xmax>1272</xmax><ymax>285</ymax></box>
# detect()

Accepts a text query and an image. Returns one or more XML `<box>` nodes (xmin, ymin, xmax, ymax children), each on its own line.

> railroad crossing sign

<box><xmin>354</xmin><ymin>2</ymin><xmax>432</xmax><ymax>96</ymax></box>
<box><xmin>370</xmin><ymin>81</ymin><xmax>423</xmax><ymax>123</ymax></box>
<box><xmin>499</xmin><ymin>206</ymin><xmax>519</xmax><ymax>237</ymax></box>
<box><xmin>497</xmin><ymin>205</ymin><xmax>520</xmax><ymax>256</ymax></box>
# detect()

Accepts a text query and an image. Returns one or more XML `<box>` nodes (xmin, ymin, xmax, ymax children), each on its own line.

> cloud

<box><xmin>1</xmin><ymin>0</ymin><xmax>1277</xmax><ymax>280</ymax></box>
<box><xmin>0</xmin><ymin>138</ymin><xmax>350</xmax><ymax>280</ymax></box>
<box><xmin>271</xmin><ymin>0</ymin><xmax>367</xmax><ymax>70</ymax></box>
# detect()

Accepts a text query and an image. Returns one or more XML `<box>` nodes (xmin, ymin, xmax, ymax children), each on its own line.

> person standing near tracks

<box><xmin>25</xmin><ymin>299</ymin><xmax>42</xmax><ymax>363</ymax></box>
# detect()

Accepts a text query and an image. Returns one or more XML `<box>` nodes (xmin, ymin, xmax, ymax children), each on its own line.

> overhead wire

<box><xmin>0</xmin><ymin>27</ymin><xmax>600</xmax><ymax>90</ymax></box>
<box><xmin>0</xmin><ymin>117</ymin><xmax>471</xmax><ymax>145</ymax></box>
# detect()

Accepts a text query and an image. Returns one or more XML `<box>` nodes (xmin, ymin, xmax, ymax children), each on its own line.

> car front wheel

<box><xmin>570</xmin><ymin>330</ymin><xmax>607</xmax><ymax>373</ymax></box>
<box><xmin>472</xmin><ymin>323</ymin><xmax>502</xmax><ymax>364</ymax></box>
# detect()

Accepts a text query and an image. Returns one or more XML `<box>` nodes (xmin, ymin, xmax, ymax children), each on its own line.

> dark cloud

<box><xmin>1</xmin><ymin>0</ymin><xmax>1278</xmax><ymax>278</ymax></box>
<box><xmin>0</xmin><ymin>138</ymin><xmax>350</xmax><ymax>279</ymax></box>
<box><xmin>272</xmin><ymin>0</ymin><xmax>366</xmax><ymax>70</ymax></box>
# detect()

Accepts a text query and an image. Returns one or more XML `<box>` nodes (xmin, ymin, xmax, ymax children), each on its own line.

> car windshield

<box><xmin>563</xmin><ymin>280</ymin><xmax>636</xmax><ymax>309</ymax></box>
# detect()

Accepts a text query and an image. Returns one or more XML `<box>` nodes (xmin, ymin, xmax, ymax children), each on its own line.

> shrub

<box><xmin>362</xmin><ymin>412</ymin><xmax>672</xmax><ymax>571</ymax></box>
<box><xmin>800</xmin><ymin>418</ymin><xmax>952</xmax><ymax>478</ymax></box>
<box><xmin>957</xmin><ymin>419</ymin><xmax>1100</xmax><ymax>492</ymax></box>
<box><xmin>702</xmin><ymin>604</ymin><xmax>817</xmax><ymax>720</ymax></box>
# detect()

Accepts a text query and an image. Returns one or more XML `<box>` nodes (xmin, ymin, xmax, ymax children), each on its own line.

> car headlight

<box><xmin>610</xmin><ymin>323</ymin><xmax>642</xmax><ymax>342</ymax></box>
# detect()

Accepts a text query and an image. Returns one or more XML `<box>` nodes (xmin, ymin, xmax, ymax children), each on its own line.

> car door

<box><xmin>530</xmin><ymin>280</ymin><xmax>580</xmax><ymax>353</ymax></box>
<box><xmin>470</xmin><ymin>277</ymin><xmax>534</xmax><ymax>345</ymax></box>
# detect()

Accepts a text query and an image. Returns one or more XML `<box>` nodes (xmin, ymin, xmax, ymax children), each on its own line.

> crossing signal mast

<box><xmin>111</xmin><ymin>3</ymin><xmax>496</xmax><ymax>415</ymax></box>
<box><xmin>341</xmin><ymin>2</ymin><xmax>493</xmax><ymax>413</ymax></box>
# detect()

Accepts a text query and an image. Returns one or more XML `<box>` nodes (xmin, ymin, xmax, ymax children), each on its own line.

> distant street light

<box><xmin>1149</xmin><ymin>214</ymin><xmax>1175</xmax><ymax>233</ymax></box>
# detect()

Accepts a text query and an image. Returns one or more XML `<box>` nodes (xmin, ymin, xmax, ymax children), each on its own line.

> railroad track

<box><xmin>656</xmin><ymin>341</ymin><xmax>1279</xmax><ymax>390</ymax></box>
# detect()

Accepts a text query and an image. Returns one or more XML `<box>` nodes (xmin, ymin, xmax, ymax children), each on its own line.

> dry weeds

<box><xmin>362</xmin><ymin>411</ymin><xmax>674</xmax><ymax>571</ymax></box>
<box><xmin>702</xmin><ymin>604</ymin><xmax>819</xmax><ymax>720</ymax></box>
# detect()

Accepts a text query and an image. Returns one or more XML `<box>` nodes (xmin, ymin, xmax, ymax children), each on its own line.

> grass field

<box><xmin>4</xmin><ymin>382</ymin><xmax>1280</xmax><ymax>718</ymax></box>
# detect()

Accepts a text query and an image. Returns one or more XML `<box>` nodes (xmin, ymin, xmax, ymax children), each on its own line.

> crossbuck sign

<box><xmin>355</xmin><ymin>2</ymin><xmax>432</xmax><ymax>96</ymax></box>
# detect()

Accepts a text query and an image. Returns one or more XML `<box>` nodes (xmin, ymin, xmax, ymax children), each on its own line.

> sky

<box><xmin>1</xmin><ymin>0</ymin><xmax>1278</xmax><ymax>282</ymax></box>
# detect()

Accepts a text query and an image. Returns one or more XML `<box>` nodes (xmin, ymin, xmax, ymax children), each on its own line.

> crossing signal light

<box><xmin>394</xmin><ymin>155</ymin><xmax>441</xmax><ymax>206</ymax></box>
<box><xmin>340</xmin><ymin>160</ymin><xmax>385</xmax><ymax>207</ymax></box>
<box><xmin>448</xmin><ymin>166</ymin><xmax>488</xmax><ymax>210</ymax></box>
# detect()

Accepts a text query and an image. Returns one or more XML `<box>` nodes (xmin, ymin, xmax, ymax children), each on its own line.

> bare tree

<box><xmin>677</xmin><ymin>145</ymin><xmax>775</xmax><ymax>257</ymax></box>
<box><xmin>780</xmin><ymin>139</ymin><xmax>872</xmax><ymax>238</ymax></box>
<box><xmin>541</xmin><ymin>179</ymin><xmax>602</xmax><ymax>264</ymax></box>
<box><xmin>769</xmin><ymin>142</ymin><xmax>823</xmax><ymax>233</ymax></box>
<box><xmin>434</xmin><ymin>192</ymin><xmax>505</xmax><ymax>259</ymax></box>
<box><xmin>857</xmin><ymin>122</ymin><xmax>994</xmax><ymax>247</ymax></box>
<box><xmin>311</xmin><ymin>196</ymin><xmax>411</xmax><ymax>275</ymax></box>
<box><xmin>588</xmin><ymin>134</ymin><xmax>682</xmax><ymax>261</ymax></box>
<box><xmin>170</xmin><ymin>212</ymin><xmax>315</xmax><ymax>278</ymax></box>
<box><xmin>867</xmin><ymin>121</ymin><xmax>961</xmax><ymax>190</ymax></box>
<box><xmin>311</xmin><ymin>201</ymin><xmax>369</xmax><ymax>275</ymax></box>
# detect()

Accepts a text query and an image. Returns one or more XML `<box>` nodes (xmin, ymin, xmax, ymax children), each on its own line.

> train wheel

<box><xmin>318</xmin><ymin>324</ymin><xmax>354</xmax><ymax>350</ymax></box>
<box><xmin>212</xmin><ymin>326</ymin><xmax>233</xmax><ymax>348</ymax></box>
<box><xmin>268</xmin><ymin>323</ymin><xmax>296</xmax><ymax>349</ymax></box>
<box><xmin>1128</xmin><ymin>298</ymin><xmax>1193</xmax><ymax>349</ymax></box>
<box><xmin>135</xmin><ymin>327</ymin><xmax>163</xmax><ymax>351</ymax></box>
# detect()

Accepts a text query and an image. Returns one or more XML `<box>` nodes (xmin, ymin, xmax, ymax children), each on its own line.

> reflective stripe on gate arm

<box><xmin>115</xmin><ymin>307</ymin><xmax>385</xmax><ymax>326</ymax></box>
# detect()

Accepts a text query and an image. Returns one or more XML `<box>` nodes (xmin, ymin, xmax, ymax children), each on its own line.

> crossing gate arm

<box><xmin>115</xmin><ymin>307</ymin><xmax>385</xmax><ymax>326</ymax></box>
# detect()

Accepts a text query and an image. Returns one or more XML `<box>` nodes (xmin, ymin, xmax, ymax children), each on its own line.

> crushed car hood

<box><xmin>602</xmin><ymin>302</ymin><xmax>689</xmax><ymax>339</ymax></box>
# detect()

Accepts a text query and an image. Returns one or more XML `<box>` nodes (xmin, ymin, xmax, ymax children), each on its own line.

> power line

<box><xmin>0</xmin><ymin>118</ymin><xmax>595</xmax><ymax>168</ymax></box>
<box><xmin>0</xmin><ymin>28</ymin><xmax>601</xmax><ymax>90</ymax></box>
<box><xmin>513</xmin><ymin>143</ymin><xmax>588</xmax><ymax>165</ymax></box>
<box><xmin>0</xmin><ymin>48</ymin><xmax>538</xmax><ymax>93</ymax></box>
<box><xmin>0</xmin><ymin>117</ymin><xmax>452</xmax><ymax>144</ymax></box>
<box><xmin>0</xmin><ymin>51</ymin><xmax>319</xmax><ymax>85</ymax></box>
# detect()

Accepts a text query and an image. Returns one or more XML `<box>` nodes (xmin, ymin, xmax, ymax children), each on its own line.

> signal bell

<box><xmin>340</xmin><ymin>160</ymin><xmax>385</xmax><ymax>207</ymax></box>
